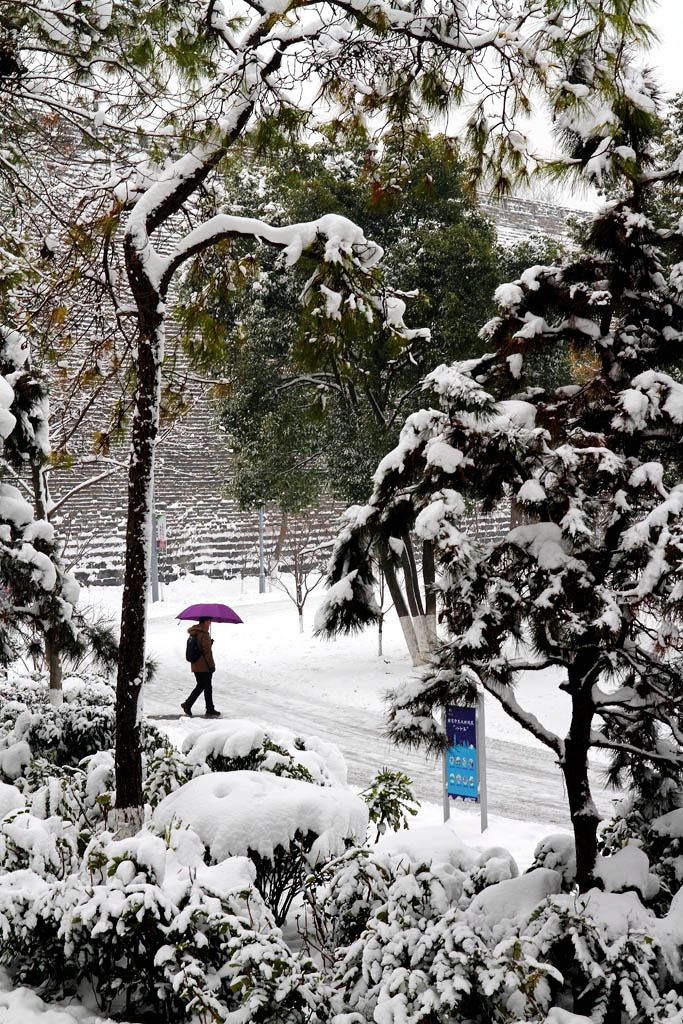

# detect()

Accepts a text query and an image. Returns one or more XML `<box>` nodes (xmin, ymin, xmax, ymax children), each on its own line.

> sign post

<box><xmin>443</xmin><ymin>696</ymin><xmax>487</xmax><ymax>832</ymax></box>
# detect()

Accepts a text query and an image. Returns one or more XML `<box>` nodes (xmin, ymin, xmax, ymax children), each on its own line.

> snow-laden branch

<box><xmin>48</xmin><ymin>463</ymin><xmax>127</xmax><ymax>516</ymax></box>
<box><xmin>589</xmin><ymin>732</ymin><xmax>682</xmax><ymax>765</ymax></box>
<box><xmin>160</xmin><ymin>211</ymin><xmax>383</xmax><ymax>287</ymax></box>
<box><xmin>480</xmin><ymin>676</ymin><xmax>564</xmax><ymax>756</ymax></box>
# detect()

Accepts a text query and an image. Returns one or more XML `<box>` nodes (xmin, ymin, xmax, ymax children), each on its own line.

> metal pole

<box><xmin>150</xmin><ymin>499</ymin><xmax>159</xmax><ymax>604</ymax></box>
<box><xmin>442</xmin><ymin>707</ymin><xmax>450</xmax><ymax>823</ymax></box>
<box><xmin>258</xmin><ymin>506</ymin><xmax>266</xmax><ymax>594</ymax></box>
<box><xmin>477</xmin><ymin>692</ymin><xmax>488</xmax><ymax>832</ymax></box>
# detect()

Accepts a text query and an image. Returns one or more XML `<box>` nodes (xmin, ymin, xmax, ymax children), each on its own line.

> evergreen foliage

<box><xmin>318</xmin><ymin>71</ymin><xmax>683</xmax><ymax>889</ymax></box>
<box><xmin>178</xmin><ymin>134</ymin><xmax>505</xmax><ymax>509</ymax></box>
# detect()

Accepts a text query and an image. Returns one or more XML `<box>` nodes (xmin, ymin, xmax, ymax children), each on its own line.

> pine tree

<box><xmin>318</xmin><ymin>68</ymin><xmax>683</xmax><ymax>890</ymax></box>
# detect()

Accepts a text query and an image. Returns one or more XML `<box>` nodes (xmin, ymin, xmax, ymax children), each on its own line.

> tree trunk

<box><xmin>422</xmin><ymin>539</ymin><xmax>437</xmax><ymax>647</ymax></box>
<box><xmin>379</xmin><ymin>542</ymin><xmax>424</xmax><ymax>666</ymax></box>
<box><xmin>46</xmin><ymin>628</ymin><xmax>63</xmax><ymax>708</ymax></box>
<box><xmin>271</xmin><ymin>511</ymin><xmax>288</xmax><ymax>581</ymax></box>
<box><xmin>561</xmin><ymin>667</ymin><xmax>600</xmax><ymax>891</ymax></box>
<box><xmin>114</xmin><ymin>257</ymin><xmax>164</xmax><ymax>833</ymax></box>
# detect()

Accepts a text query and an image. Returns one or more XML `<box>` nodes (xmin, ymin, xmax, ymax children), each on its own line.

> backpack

<box><xmin>185</xmin><ymin>633</ymin><xmax>202</xmax><ymax>663</ymax></box>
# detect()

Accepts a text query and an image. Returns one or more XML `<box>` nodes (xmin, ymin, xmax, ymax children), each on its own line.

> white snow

<box><xmin>467</xmin><ymin>867</ymin><xmax>562</xmax><ymax>923</ymax></box>
<box><xmin>0</xmin><ymin>783</ymin><xmax>24</xmax><ymax>819</ymax></box>
<box><xmin>516</xmin><ymin>479</ymin><xmax>547</xmax><ymax>503</ymax></box>
<box><xmin>0</xmin><ymin>485</ymin><xmax>34</xmax><ymax>528</ymax></box>
<box><xmin>0</xmin><ymin>967</ymin><xmax>121</xmax><ymax>1024</ymax></box>
<box><xmin>494</xmin><ymin>282</ymin><xmax>524</xmax><ymax>310</ymax></box>
<box><xmin>181</xmin><ymin>718</ymin><xmax>348</xmax><ymax>786</ymax></box>
<box><xmin>507</xmin><ymin>522</ymin><xmax>569</xmax><ymax>570</ymax></box>
<box><xmin>377</xmin><ymin>824</ymin><xmax>478</xmax><ymax>873</ymax></box>
<box><xmin>594</xmin><ymin>842</ymin><xmax>660</xmax><ymax>900</ymax></box>
<box><xmin>651</xmin><ymin>807</ymin><xmax>683</xmax><ymax>838</ymax></box>
<box><xmin>152</xmin><ymin>770</ymin><xmax>368</xmax><ymax>864</ymax></box>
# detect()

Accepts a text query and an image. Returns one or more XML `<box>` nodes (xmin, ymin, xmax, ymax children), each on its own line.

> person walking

<box><xmin>181</xmin><ymin>617</ymin><xmax>220</xmax><ymax>718</ymax></box>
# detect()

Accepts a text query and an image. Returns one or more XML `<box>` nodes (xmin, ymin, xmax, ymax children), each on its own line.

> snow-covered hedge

<box><xmin>153</xmin><ymin>769</ymin><xmax>368</xmax><ymax>924</ymax></box>
<box><xmin>329</xmin><ymin>867</ymin><xmax>683</xmax><ymax>1023</ymax></box>
<box><xmin>0</xmin><ymin>825</ymin><xmax>328</xmax><ymax>1023</ymax></box>
<box><xmin>0</xmin><ymin>675</ymin><xmax>163</xmax><ymax>780</ymax></box>
<box><xmin>181</xmin><ymin>718</ymin><xmax>347</xmax><ymax>786</ymax></box>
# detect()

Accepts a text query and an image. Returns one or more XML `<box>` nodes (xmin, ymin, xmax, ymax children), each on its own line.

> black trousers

<box><xmin>185</xmin><ymin>671</ymin><xmax>215</xmax><ymax>712</ymax></box>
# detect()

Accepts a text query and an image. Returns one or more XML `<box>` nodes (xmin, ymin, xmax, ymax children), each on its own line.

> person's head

<box><xmin>199</xmin><ymin>616</ymin><xmax>211</xmax><ymax>627</ymax></box>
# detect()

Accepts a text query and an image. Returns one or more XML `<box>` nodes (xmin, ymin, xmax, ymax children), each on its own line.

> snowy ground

<box><xmin>81</xmin><ymin>573</ymin><xmax>618</xmax><ymax>870</ymax></box>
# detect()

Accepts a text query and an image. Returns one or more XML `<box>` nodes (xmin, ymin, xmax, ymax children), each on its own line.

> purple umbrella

<box><xmin>177</xmin><ymin>603</ymin><xmax>243</xmax><ymax>624</ymax></box>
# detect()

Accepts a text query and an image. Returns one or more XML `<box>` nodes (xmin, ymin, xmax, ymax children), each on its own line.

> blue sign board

<box><xmin>445</xmin><ymin>706</ymin><xmax>478</xmax><ymax>802</ymax></box>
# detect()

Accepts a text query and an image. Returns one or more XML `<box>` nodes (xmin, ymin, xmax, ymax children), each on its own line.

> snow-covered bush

<box><xmin>144</xmin><ymin>742</ymin><xmax>208</xmax><ymax>810</ymax></box>
<box><xmin>600</xmin><ymin>793</ymin><xmax>683</xmax><ymax>914</ymax></box>
<box><xmin>0</xmin><ymin>807</ymin><xmax>78</xmax><ymax>878</ymax></box>
<box><xmin>0</xmin><ymin>825</ymin><xmax>328</xmax><ymax>1023</ymax></box>
<box><xmin>153</xmin><ymin>770</ymin><xmax>367</xmax><ymax>925</ymax></box>
<box><xmin>300</xmin><ymin>846</ymin><xmax>396</xmax><ymax>965</ymax></box>
<box><xmin>20</xmin><ymin>752</ymin><xmax>115</xmax><ymax>832</ymax></box>
<box><xmin>331</xmin><ymin>863</ymin><xmax>562</xmax><ymax>1023</ymax></box>
<box><xmin>460</xmin><ymin>845</ymin><xmax>520</xmax><ymax>902</ymax></box>
<box><xmin>329</xmin><ymin>860</ymin><xmax>681</xmax><ymax>1024</ymax></box>
<box><xmin>523</xmin><ymin>891</ymin><xmax>670</xmax><ymax>1022</ymax></box>
<box><xmin>181</xmin><ymin>718</ymin><xmax>347</xmax><ymax>787</ymax></box>
<box><xmin>0</xmin><ymin>675</ymin><xmax>164</xmax><ymax>780</ymax></box>
<box><xmin>530</xmin><ymin>834</ymin><xmax>577</xmax><ymax>890</ymax></box>
<box><xmin>360</xmin><ymin>767</ymin><xmax>420</xmax><ymax>841</ymax></box>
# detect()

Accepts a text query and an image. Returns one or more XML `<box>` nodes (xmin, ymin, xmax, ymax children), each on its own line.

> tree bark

<box><xmin>422</xmin><ymin>539</ymin><xmax>437</xmax><ymax>648</ymax></box>
<box><xmin>379</xmin><ymin>542</ymin><xmax>424</xmax><ymax>666</ymax></box>
<box><xmin>114</xmin><ymin>252</ymin><xmax>164</xmax><ymax>828</ymax></box>
<box><xmin>560</xmin><ymin>664</ymin><xmax>600</xmax><ymax>892</ymax></box>
<box><xmin>271</xmin><ymin>511</ymin><xmax>288</xmax><ymax>580</ymax></box>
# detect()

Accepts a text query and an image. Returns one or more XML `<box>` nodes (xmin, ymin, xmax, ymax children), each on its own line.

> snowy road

<box><xmin>138</xmin><ymin>592</ymin><xmax>617</xmax><ymax>832</ymax></box>
<box><xmin>151</xmin><ymin>676</ymin><xmax>614</xmax><ymax>830</ymax></box>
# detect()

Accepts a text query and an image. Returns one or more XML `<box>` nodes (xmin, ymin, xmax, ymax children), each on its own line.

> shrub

<box><xmin>0</xmin><ymin>825</ymin><xmax>329</xmax><ymax>1023</ymax></box>
<box><xmin>0</xmin><ymin>675</ymin><xmax>164</xmax><ymax>780</ymax></box>
<box><xmin>331</xmin><ymin>863</ymin><xmax>561</xmax><ymax>1023</ymax></box>
<box><xmin>525</xmin><ymin>892</ymin><xmax>668</xmax><ymax>1023</ymax></box>
<box><xmin>600</xmin><ymin>792</ymin><xmax>683</xmax><ymax>914</ymax></box>
<box><xmin>300</xmin><ymin>846</ymin><xmax>398</xmax><ymax>967</ymax></box>
<box><xmin>152</xmin><ymin>770</ymin><xmax>368</xmax><ymax>926</ymax></box>
<box><xmin>181</xmin><ymin>720</ymin><xmax>347</xmax><ymax>787</ymax></box>
<box><xmin>360</xmin><ymin>767</ymin><xmax>420</xmax><ymax>842</ymax></box>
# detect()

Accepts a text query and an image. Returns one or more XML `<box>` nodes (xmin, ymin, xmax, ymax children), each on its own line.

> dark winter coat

<box><xmin>188</xmin><ymin>623</ymin><xmax>215</xmax><ymax>672</ymax></box>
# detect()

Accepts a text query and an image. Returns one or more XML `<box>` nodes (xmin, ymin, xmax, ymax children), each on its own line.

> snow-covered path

<box><xmin>105</xmin><ymin>578</ymin><xmax>621</xmax><ymax>833</ymax></box>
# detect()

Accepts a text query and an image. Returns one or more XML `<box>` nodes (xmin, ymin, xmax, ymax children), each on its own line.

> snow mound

<box><xmin>153</xmin><ymin>770</ymin><xmax>368</xmax><ymax>864</ymax></box>
<box><xmin>546</xmin><ymin>1010</ymin><xmax>593</xmax><ymax>1024</ymax></box>
<box><xmin>651</xmin><ymin>806</ymin><xmax>683</xmax><ymax>838</ymax></box>
<box><xmin>0</xmin><ymin>783</ymin><xmax>24</xmax><ymax>819</ymax></box>
<box><xmin>576</xmin><ymin>888</ymin><xmax>654</xmax><ymax>942</ymax></box>
<box><xmin>468</xmin><ymin>867</ymin><xmax>562</xmax><ymax>924</ymax></box>
<box><xmin>377</xmin><ymin>824</ymin><xmax>479</xmax><ymax>872</ymax></box>
<box><xmin>0</xmin><ymin>967</ymin><xmax>115</xmax><ymax>1023</ymax></box>
<box><xmin>181</xmin><ymin>718</ymin><xmax>348</xmax><ymax>787</ymax></box>
<box><xmin>594</xmin><ymin>842</ymin><xmax>660</xmax><ymax>900</ymax></box>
